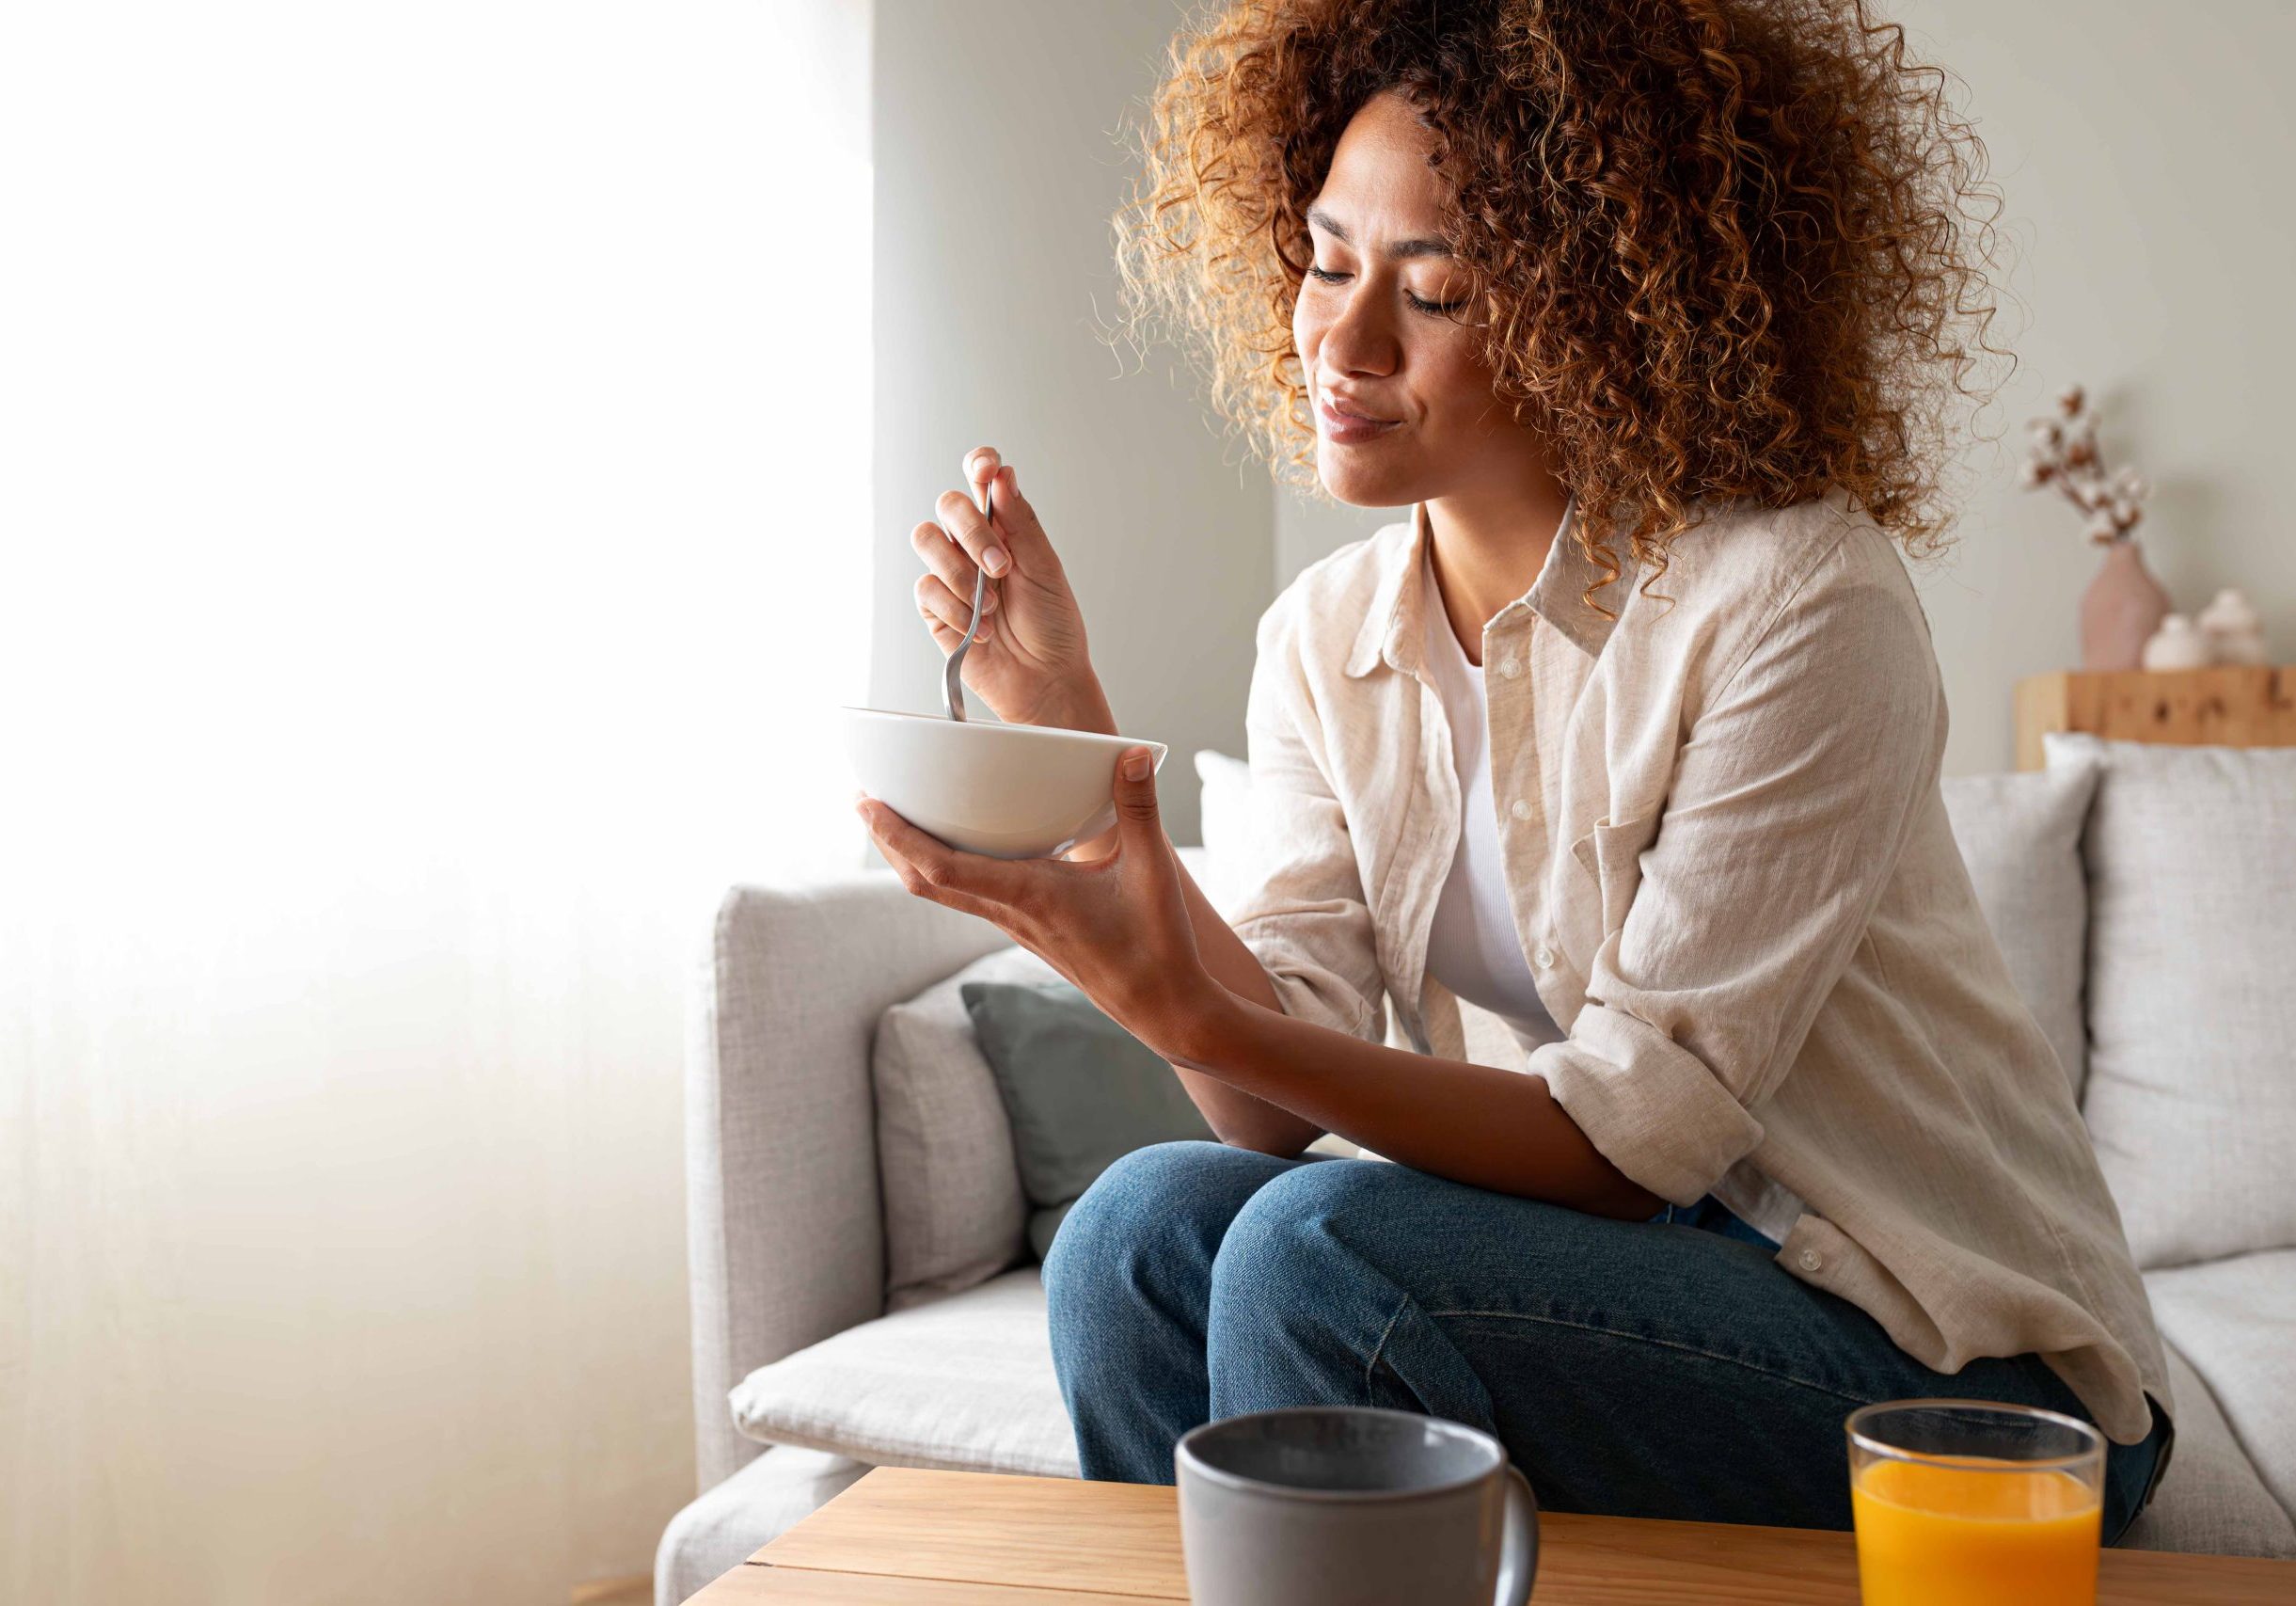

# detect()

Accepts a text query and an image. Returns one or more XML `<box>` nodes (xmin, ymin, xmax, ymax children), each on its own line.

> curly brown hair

<box><xmin>1110</xmin><ymin>0</ymin><xmax>2012</xmax><ymax>592</ymax></box>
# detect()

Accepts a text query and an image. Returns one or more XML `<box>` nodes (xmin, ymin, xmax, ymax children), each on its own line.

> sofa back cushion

<box><xmin>1939</xmin><ymin>764</ymin><xmax>2099</xmax><ymax>1098</ymax></box>
<box><xmin>872</xmin><ymin>946</ymin><xmax>1048</xmax><ymax>1312</ymax></box>
<box><xmin>1193</xmin><ymin>749</ymin><xmax>1255</xmax><ymax>914</ymax></box>
<box><xmin>2048</xmin><ymin>732</ymin><xmax>2296</xmax><ymax>1269</ymax></box>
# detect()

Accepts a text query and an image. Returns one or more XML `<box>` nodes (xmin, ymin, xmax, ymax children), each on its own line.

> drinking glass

<box><xmin>1845</xmin><ymin>1399</ymin><xmax>2105</xmax><ymax>1606</ymax></box>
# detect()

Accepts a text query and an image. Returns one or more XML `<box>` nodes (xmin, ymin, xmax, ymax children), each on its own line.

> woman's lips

<box><xmin>1316</xmin><ymin>393</ymin><xmax>1402</xmax><ymax>444</ymax></box>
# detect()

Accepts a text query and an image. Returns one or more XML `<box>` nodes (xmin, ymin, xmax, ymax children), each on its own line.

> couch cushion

<box><xmin>2047</xmin><ymin>734</ymin><xmax>2296</xmax><ymax>1267</ymax></box>
<box><xmin>2146</xmin><ymin>1248</ymin><xmax>2296</xmax><ymax>1525</ymax></box>
<box><xmin>872</xmin><ymin>947</ymin><xmax>1055</xmax><ymax>1312</ymax></box>
<box><xmin>729</xmin><ymin>1267</ymin><xmax>1078</xmax><ymax>1478</ymax></box>
<box><xmin>1939</xmin><ymin>763</ymin><xmax>2098</xmax><ymax>1096</ymax></box>
<box><xmin>722</xmin><ymin>1267</ymin><xmax>2296</xmax><ymax>1559</ymax></box>
<box><xmin>2122</xmin><ymin>1344</ymin><xmax>2296</xmax><ymax>1558</ymax></box>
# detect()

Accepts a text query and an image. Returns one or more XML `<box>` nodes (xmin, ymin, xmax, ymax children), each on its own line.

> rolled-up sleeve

<box><xmin>1224</xmin><ymin>596</ymin><xmax>1387</xmax><ymax>1044</ymax></box>
<box><xmin>1534</xmin><ymin>538</ymin><xmax>1943</xmax><ymax>1204</ymax></box>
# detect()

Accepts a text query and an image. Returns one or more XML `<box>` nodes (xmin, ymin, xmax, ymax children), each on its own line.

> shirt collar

<box><xmin>1344</xmin><ymin>493</ymin><xmax>1626</xmax><ymax>677</ymax></box>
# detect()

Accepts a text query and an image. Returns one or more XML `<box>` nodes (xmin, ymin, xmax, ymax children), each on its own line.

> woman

<box><xmin>859</xmin><ymin>0</ymin><xmax>2174</xmax><ymax>1537</ymax></box>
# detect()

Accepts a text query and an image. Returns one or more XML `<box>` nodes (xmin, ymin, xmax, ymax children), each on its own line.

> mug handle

<box><xmin>1492</xmin><ymin>1465</ymin><xmax>1539</xmax><ymax>1606</ymax></box>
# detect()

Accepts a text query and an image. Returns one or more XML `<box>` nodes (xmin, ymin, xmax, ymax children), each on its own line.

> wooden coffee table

<box><xmin>690</xmin><ymin>1466</ymin><xmax>2293</xmax><ymax>1604</ymax></box>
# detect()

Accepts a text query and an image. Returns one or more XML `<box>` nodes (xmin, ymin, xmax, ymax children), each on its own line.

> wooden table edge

<box><xmin>731</xmin><ymin>1464</ymin><xmax>2296</xmax><ymax>1605</ymax></box>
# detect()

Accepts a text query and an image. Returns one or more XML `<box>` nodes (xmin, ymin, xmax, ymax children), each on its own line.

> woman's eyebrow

<box><xmin>1306</xmin><ymin>204</ymin><xmax>1452</xmax><ymax>260</ymax></box>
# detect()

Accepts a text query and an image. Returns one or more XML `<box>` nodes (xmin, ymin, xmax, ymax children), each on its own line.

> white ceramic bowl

<box><xmin>842</xmin><ymin>707</ymin><xmax>1169</xmax><ymax>860</ymax></box>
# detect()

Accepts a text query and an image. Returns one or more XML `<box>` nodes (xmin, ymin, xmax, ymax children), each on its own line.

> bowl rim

<box><xmin>841</xmin><ymin>705</ymin><xmax>1167</xmax><ymax>761</ymax></box>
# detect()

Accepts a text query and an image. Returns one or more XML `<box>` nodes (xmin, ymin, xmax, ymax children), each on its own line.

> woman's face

<box><xmin>1294</xmin><ymin>89</ymin><xmax>1543</xmax><ymax>508</ymax></box>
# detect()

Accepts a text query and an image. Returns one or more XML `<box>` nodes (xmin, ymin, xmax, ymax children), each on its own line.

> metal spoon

<box><xmin>942</xmin><ymin>478</ymin><xmax>994</xmax><ymax>721</ymax></box>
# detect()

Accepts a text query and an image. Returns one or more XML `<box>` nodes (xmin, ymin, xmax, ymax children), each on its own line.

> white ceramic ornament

<box><xmin>2197</xmin><ymin>588</ymin><xmax>2268</xmax><ymax>666</ymax></box>
<box><xmin>2140</xmin><ymin>613</ymin><xmax>2211</xmax><ymax>671</ymax></box>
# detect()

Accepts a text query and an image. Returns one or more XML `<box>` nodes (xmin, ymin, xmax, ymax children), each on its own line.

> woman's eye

<box><xmin>1306</xmin><ymin>263</ymin><xmax>1465</xmax><ymax>317</ymax></box>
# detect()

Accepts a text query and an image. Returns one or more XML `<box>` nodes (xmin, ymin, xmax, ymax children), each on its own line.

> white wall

<box><xmin>871</xmin><ymin>0</ymin><xmax>1272</xmax><ymax>843</ymax></box>
<box><xmin>1898</xmin><ymin>0</ymin><xmax>2296</xmax><ymax>771</ymax></box>
<box><xmin>1273</xmin><ymin>0</ymin><xmax>2296</xmax><ymax>776</ymax></box>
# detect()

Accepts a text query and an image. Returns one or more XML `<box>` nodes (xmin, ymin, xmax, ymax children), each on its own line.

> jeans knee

<box><xmin>1209</xmin><ymin>1158</ymin><xmax>1374</xmax><ymax>1308</ymax></box>
<box><xmin>1043</xmin><ymin>1139</ymin><xmax>1245</xmax><ymax>1316</ymax></box>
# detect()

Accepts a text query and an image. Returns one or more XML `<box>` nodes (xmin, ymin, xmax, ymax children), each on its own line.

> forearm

<box><xmin>1164</xmin><ymin>855</ymin><xmax>1327</xmax><ymax>1156</ymax></box>
<box><xmin>1164</xmin><ymin>989</ymin><xmax>1661</xmax><ymax>1218</ymax></box>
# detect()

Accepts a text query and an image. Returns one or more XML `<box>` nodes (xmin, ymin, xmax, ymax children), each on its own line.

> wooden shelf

<box><xmin>2014</xmin><ymin>667</ymin><xmax>2296</xmax><ymax>770</ymax></box>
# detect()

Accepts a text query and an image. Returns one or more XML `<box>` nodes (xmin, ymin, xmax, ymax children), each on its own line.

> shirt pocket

<box><xmin>1567</xmin><ymin>813</ymin><xmax>1656</xmax><ymax>938</ymax></box>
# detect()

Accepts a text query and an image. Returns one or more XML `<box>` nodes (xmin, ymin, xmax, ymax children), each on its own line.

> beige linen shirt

<box><xmin>1228</xmin><ymin>485</ymin><xmax>2172</xmax><ymax>1450</ymax></box>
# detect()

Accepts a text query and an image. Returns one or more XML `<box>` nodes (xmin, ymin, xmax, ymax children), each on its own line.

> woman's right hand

<box><xmin>911</xmin><ymin>446</ymin><xmax>1114</xmax><ymax>735</ymax></box>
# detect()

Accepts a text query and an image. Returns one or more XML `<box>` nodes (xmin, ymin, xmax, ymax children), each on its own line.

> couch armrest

<box><xmin>686</xmin><ymin>872</ymin><xmax>1010</xmax><ymax>1489</ymax></box>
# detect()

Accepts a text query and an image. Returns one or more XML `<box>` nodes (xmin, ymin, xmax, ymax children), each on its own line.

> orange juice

<box><xmin>1851</xmin><ymin>1455</ymin><xmax>2100</xmax><ymax>1606</ymax></box>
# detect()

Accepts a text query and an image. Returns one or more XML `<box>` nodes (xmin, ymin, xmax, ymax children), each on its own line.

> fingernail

<box><xmin>980</xmin><ymin>587</ymin><xmax>997</xmax><ymax>611</ymax></box>
<box><xmin>984</xmin><ymin>545</ymin><xmax>1009</xmax><ymax>575</ymax></box>
<box><xmin>1122</xmin><ymin>751</ymin><xmax>1150</xmax><ymax>781</ymax></box>
<box><xmin>1005</xmin><ymin>465</ymin><xmax>1018</xmax><ymax>493</ymax></box>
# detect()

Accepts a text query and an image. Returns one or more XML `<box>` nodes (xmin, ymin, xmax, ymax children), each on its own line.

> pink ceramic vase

<box><xmin>2079</xmin><ymin>540</ymin><xmax>2172</xmax><ymax>672</ymax></box>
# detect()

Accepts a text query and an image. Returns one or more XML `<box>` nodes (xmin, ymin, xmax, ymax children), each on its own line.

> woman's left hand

<box><xmin>857</xmin><ymin>746</ymin><xmax>1217</xmax><ymax>1061</ymax></box>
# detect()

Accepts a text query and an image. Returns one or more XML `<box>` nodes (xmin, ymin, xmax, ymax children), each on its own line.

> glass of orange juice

<box><xmin>1846</xmin><ymin>1399</ymin><xmax>2106</xmax><ymax>1606</ymax></box>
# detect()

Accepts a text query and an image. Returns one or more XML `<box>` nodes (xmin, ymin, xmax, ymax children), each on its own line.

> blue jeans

<box><xmin>1043</xmin><ymin>1140</ymin><xmax>2165</xmax><ymax>1542</ymax></box>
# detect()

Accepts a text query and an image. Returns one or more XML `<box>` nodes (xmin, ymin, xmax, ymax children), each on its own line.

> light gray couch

<box><xmin>656</xmin><ymin>748</ymin><xmax>2296</xmax><ymax>1603</ymax></box>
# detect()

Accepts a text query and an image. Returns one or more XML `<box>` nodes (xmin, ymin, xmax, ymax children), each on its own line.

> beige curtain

<box><xmin>0</xmin><ymin>3</ymin><xmax>873</xmax><ymax>1599</ymax></box>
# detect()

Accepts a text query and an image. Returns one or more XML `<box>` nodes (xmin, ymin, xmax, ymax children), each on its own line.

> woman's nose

<box><xmin>1312</xmin><ymin>283</ymin><xmax>1400</xmax><ymax>378</ymax></box>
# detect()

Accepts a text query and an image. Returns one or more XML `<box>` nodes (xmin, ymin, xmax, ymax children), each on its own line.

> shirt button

<box><xmin>1498</xmin><ymin>656</ymin><xmax>1523</xmax><ymax>679</ymax></box>
<box><xmin>1798</xmin><ymin>1249</ymin><xmax>1823</xmax><ymax>1273</ymax></box>
<box><xmin>1533</xmin><ymin>946</ymin><xmax>1556</xmax><ymax>969</ymax></box>
<box><xmin>1509</xmin><ymin>798</ymin><xmax>1532</xmax><ymax>821</ymax></box>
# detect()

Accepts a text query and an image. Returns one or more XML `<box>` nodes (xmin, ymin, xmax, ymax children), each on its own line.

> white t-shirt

<box><xmin>1418</xmin><ymin>551</ymin><xmax>1566</xmax><ymax>1056</ymax></box>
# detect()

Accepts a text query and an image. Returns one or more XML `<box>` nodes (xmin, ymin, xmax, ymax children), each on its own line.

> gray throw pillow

<box><xmin>958</xmin><ymin>979</ymin><xmax>1217</xmax><ymax>1260</ymax></box>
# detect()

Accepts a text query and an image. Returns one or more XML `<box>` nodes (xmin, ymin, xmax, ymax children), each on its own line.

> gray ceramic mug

<box><xmin>1176</xmin><ymin>1407</ymin><xmax>1538</xmax><ymax>1606</ymax></box>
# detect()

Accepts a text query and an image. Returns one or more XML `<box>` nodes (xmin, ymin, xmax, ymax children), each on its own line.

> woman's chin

<box><xmin>1315</xmin><ymin>445</ymin><xmax>1418</xmax><ymax>509</ymax></box>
